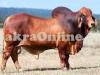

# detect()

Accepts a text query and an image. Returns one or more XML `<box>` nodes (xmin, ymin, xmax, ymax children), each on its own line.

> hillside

<box><xmin>0</xmin><ymin>7</ymin><xmax>51</xmax><ymax>21</ymax></box>
<box><xmin>0</xmin><ymin>7</ymin><xmax>100</xmax><ymax>21</ymax></box>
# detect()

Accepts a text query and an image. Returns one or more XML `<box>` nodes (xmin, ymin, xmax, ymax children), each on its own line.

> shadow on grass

<box><xmin>71</xmin><ymin>66</ymin><xmax>100</xmax><ymax>70</ymax></box>
<box><xmin>23</xmin><ymin>65</ymin><xmax>100</xmax><ymax>72</ymax></box>
<box><xmin>1</xmin><ymin>66</ymin><xmax>100</xmax><ymax>73</ymax></box>
<box><xmin>24</xmin><ymin>67</ymin><xmax>61</xmax><ymax>71</ymax></box>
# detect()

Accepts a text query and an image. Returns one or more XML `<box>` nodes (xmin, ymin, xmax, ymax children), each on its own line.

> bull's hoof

<box><xmin>0</xmin><ymin>66</ymin><xmax>5</xmax><ymax>72</ymax></box>
<box><xmin>17</xmin><ymin>68</ymin><xmax>23</xmax><ymax>72</ymax></box>
<box><xmin>60</xmin><ymin>64</ymin><xmax>70</xmax><ymax>70</ymax></box>
<box><xmin>61</xmin><ymin>67</ymin><xmax>71</xmax><ymax>71</ymax></box>
<box><xmin>61</xmin><ymin>67</ymin><xmax>67</xmax><ymax>71</ymax></box>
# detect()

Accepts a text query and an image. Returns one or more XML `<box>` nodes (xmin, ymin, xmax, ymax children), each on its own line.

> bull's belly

<box><xmin>18</xmin><ymin>40</ymin><xmax>57</xmax><ymax>55</ymax></box>
<box><xmin>21</xmin><ymin>45</ymin><xmax>56</xmax><ymax>55</ymax></box>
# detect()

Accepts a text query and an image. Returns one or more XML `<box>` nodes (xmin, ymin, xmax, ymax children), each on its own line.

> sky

<box><xmin>0</xmin><ymin>0</ymin><xmax>99</xmax><ymax>14</ymax></box>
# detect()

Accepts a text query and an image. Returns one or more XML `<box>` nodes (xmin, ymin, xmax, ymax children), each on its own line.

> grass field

<box><xmin>0</xmin><ymin>29</ymin><xmax>100</xmax><ymax>75</ymax></box>
<box><xmin>0</xmin><ymin>23</ymin><xmax>3</xmax><ymax>28</ymax></box>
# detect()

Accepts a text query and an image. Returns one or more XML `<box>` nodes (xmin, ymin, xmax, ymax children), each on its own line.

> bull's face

<box><xmin>80</xmin><ymin>7</ymin><xmax>97</xmax><ymax>28</ymax></box>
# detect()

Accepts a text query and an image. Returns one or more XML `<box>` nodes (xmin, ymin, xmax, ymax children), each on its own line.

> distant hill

<box><xmin>94</xmin><ymin>14</ymin><xmax>100</xmax><ymax>20</ymax></box>
<box><xmin>0</xmin><ymin>7</ymin><xmax>52</xmax><ymax>21</ymax></box>
<box><xmin>0</xmin><ymin>7</ymin><xmax>100</xmax><ymax>21</ymax></box>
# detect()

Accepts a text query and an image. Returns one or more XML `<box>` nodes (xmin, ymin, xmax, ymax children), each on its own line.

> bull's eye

<box><xmin>81</xmin><ymin>15</ymin><xmax>86</xmax><ymax>22</ymax></box>
<box><xmin>82</xmin><ymin>15</ymin><xmax>86</xmax><ymax>20</ymax></box>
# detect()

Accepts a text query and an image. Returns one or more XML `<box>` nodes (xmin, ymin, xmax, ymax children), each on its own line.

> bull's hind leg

<box><xmin>11</xmin><ymin>47</ymin><xmax>21</xmax><ymax>71</ymax></box>
<box><xmin>0</xmin><ymin>41</ymin><xmax>13</xmax><ymax>71</ymax></box>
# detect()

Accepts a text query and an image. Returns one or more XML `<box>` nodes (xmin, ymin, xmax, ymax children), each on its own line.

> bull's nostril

<box><xmin>91</xmin><ymin>23</ymin><xmax>95</xmax><ymax>27</ymax></box>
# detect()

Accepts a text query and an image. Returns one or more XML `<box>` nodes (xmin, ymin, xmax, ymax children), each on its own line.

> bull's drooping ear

<box><xmin>78</xmin><ymin>14</ymin><xmax>86</xmax><ymax>28</ymax></box>
<box><xmin>78</xmin><ymin>17</ymin><xmax>83</xmax><ymax>28</ymax></box>
<box><xmin>77</xmin><ymin>13</ymin><xmax>83</xmax><ymax>28</ymax></box>
<box><xmin>81</xmin><ymin>14</ymin><xmax>86</xmax><ymax>22</ymax></box>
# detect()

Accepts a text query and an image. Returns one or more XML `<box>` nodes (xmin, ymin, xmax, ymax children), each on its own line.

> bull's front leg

<box><xmin>64</xmin><ymin>53</ymin><xmax>70</xmax><ymax>70</ymax></box>
<box><xmin>58</xmin><ymin>47</ymin><xmax>70</xmax><ymax>70</ymax></box>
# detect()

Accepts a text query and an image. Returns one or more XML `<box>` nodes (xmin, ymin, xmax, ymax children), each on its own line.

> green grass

<box><xmin>96</xmin><ymin>20</ymin><xmax>100</xmax><ymax>32</ymax></box>
<box><xmin>0</xmin><ymin>23</ymin><xmax>3</xmax><ymax>28</ymax></box>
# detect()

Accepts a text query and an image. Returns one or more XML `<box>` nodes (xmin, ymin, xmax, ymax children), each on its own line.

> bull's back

<box><xmin>3</xmin><ymin>13</ymin><xmax>32</xmax><ymax>35</ymax></box>
<box><xmin>3</xmin><ymin>13</ymin><xmax>60</xmax><ymax>34</ymax></box>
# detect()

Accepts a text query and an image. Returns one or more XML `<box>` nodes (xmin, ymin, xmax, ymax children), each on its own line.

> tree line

<box><xmin>0</xmin><ymin>17</ymin><xmax>3</xmax><ymax>23</ymax></box>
